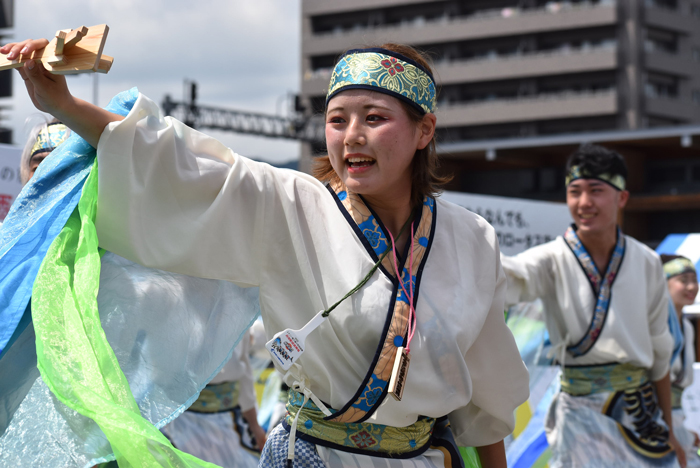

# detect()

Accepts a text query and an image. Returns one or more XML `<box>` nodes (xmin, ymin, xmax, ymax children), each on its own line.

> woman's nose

<box><xmin>344</xmin><ymin>118</ymin><xmax>365</xmax><ymax>146</ymax></box>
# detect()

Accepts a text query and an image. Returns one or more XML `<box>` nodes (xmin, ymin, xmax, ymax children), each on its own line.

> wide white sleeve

<box><xmin>500</xmin><ymin>243</ymin><xmax>556</xmax><ymax>306</ymax></box>
<box><xmin>648</xmin><ymin>257</ymin><xmax>674</xmax><ymax>381</ymax></box>
<box><xmin>449</xmin><ymin>241</ymin><xmax>530</xmax><ymax>447</ymax></box>
<box><xmin>95</xmin><ymin>93</ymin><xmax>313</xmax><ymax>285</ymax></box>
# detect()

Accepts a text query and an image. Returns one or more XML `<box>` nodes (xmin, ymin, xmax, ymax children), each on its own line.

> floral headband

<box><xmin>664</xmin><ymin>257</ymin><xmax>696</xmax><ymax>279</ymax></box>
<box><xmin>31</xmin><ymin>122</ymin><xmax>70</xmax><ymax>157</ymax></box>
<box><xmin>565</xmin><ymin>165</ymin><xmax>626</xmax><ymax>191</ymax></box>
<box><xmin>326</xmin><ymin>48</ymin><xmax>437</xmax><ymax>114</ymax></box>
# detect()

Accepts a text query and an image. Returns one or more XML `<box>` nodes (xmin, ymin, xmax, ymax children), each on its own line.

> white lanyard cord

<box><xmin>547</xmin><ymin>333</ymin><xmax>571</xmax><ymax>368</ymax></box>
<box><xmin>287</xmin><ymin>377</ymin><xmax>332</xmax><ymax>466</ymax></box>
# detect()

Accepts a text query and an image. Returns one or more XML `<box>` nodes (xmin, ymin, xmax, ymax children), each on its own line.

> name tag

<box><xmin>266</xmin><ymin>310</ymin><xmax>326</xmax><ymax>371</ymax></box>
<box><xmin>388</xmin><ymin>346</ymin><xmax>410</xmax><ymax>401</ymax></box>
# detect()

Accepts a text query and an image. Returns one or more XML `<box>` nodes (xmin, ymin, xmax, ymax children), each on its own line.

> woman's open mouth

<box><xmin>347</xmin><ymin>156</ymin><xmax>376</xmax><ymax>168</ymax></box>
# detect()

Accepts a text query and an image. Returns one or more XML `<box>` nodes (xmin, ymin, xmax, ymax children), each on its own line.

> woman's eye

<box><xmin>367</xmin><ymin>115</ymin><xmax>385</xmax><ymax>122</ymax></box>
<box><xmin>327</xmin><ymin>117</ymin><xmax>344</xmax><ymax>124</ymax></box>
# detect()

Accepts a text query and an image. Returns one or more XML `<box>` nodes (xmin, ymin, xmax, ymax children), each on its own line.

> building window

<box><xmin>691</xmin><ymin>3</ymin><xmax>700</xmax><ymax>18</ymax></box>
<box><xmin>692</xmin><ymin>90</ymin><xmax>700</xmax><ymax>106</ymax></box>
<box><xmin>646</xmin><ymin>73</ymin><xmax>679</xmax><ymax>98</ymax></box>
<box><xmin>693</xmin><ymin>47</ymin><xmax>700</xmax><ymax>62</ymax></box>
<box><xmin>646</xmin><ymin>82</ymin><xmax>677</xmax><ymax>98</ymax></box>
<box><xmin>645</xmin><ymin>0</ymin><xmax>678</xmax><ymax>9</ymax></box>
<box><xmin>645</xmin><ymin>28</ymin><xmax>678</xmax><ymax>54</ymax></box>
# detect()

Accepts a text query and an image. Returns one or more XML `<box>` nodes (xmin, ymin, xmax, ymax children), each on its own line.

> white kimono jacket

<box><xmin>502</xmin><ymin>235</ymin><xmax>673</xmax><ymax>380</ymax></box>
<box><xmin>503</xmin><ymin>234</ymin><xmax>681</xmax><ymax>467</ymax></box>
<box><xmin>93</xmin><ymin>94</ymin><xmax>529</xmax><ymax>448</ymax></box>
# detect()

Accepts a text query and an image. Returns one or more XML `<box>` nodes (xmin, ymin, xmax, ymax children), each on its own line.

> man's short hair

<box><xmin>565</xmin><ymin>143</ymin><xmax>628</xmax><ymax>182</ymax></box>
<box><xmin>660</xmin><ymin>253</ymin><xmax>685</xmax><ymax>264</ymax></box>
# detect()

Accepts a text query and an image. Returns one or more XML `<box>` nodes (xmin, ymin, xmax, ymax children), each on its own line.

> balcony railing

<box><xmin>435</xmin><ymin>89</ymin><xmax>618</xmax><ymax>126</ymax></box>
<box><xmin>311</xmin><ymin>0</ymin><xmax>617</xmax><ymax>38</ymax></box>
<box><xmin>437</xmin><ymin>41</ymin><xmax>617</xmax><ymax>67</ymax></box>
<box><xmin>437</xmin><ymin>88</ymin><xmax>617</xmax><ymax>111</ymax></box>
<box><xmin>645</xmin><ymin>95</ymin><xmax>696</xmax><ymax>121</ymax></box>
<box><xmin>303</xmin><ymin>42</ymin><xmax>618</xmax><ymax>82</ymax></box>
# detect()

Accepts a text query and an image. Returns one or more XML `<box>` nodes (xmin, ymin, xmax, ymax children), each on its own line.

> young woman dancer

<box><xmin>4</xmin><ymin>39</ymin><xmax>528</xmax><ymax>467</ymax></box>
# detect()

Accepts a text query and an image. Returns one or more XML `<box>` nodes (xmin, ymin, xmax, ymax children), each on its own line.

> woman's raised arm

<box><xmin>0</xmin><ymin>38</ymin><xmax>123</xmax><ymax>148</ymax></box>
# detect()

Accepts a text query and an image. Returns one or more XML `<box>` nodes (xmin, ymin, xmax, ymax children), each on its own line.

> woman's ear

<box><xmin>416</xmin><ymin>113</ymin><xmax>436</xmax><ymax>150</ymax></box>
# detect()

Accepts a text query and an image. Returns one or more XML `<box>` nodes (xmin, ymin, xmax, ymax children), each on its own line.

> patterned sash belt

<box><xmin>671</xmin><ymin>385</ymin><xmax>684</xmax><ymax>410</ymax></box>
<box><xmin>283</xmin><ymin>390</ymin><xmax>436</xmax><ymax>458</ymax></box>
<box><xmin>561</xmin><ymin>363</ymin><xmax>648</xmax><ymax>396</ymax></box>
<box><xmin>188</xmin><ymin>381</ymin><xmax>240</xmax><ymax>413</ymax></box>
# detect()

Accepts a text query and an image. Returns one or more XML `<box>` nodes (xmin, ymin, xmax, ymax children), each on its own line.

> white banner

<box><xmin>441</xmin><ymin>191</ymin><xmax>571</xmax><ymax>256</ymax></box>
<box><xmin>0</xmin><ymin>144</ymin><xmax>23</xmax><ymax>221</ymax></box>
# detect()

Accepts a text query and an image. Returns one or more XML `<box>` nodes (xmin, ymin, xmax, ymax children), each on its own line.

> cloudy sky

<box><xmin>5</xmin><ymin>0</ymin><xmax>301</xmax><ymax>163</ymax></box>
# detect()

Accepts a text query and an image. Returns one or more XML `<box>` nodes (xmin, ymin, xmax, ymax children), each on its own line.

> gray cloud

<box><xmin>6</xmin><ymin>0</ymin><xmax>301</xmax><ymax>163</ymax></box>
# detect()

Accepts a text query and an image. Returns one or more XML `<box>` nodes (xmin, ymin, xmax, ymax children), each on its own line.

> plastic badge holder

<box><xmin>266</xmin><ymin>310</ymin><xmax>326</xmax><ymax>371</ymax></box>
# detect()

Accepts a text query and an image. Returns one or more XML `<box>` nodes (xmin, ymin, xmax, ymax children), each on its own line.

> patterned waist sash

<box><xmin>561</xmin><ymin>364</ymin><xmax>673</xmax><ymax>459</ymax></box>
<box><xmin>283</xmin><ymin>390</ymin><xmax>436</xmax><ymax>458</ymax></box>
<box><xmin>561</xmin><ymin>363</ymin><xmax>648</xmax><ymax>396</ymax></box>
<box><xmin>188</xmin><ymin>381</ymin><xmax>239</xmax><ymax>413</ymax></box>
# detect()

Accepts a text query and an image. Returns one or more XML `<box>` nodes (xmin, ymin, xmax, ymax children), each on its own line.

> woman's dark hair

<box><xmin>566</xmin><ymin>143</ymin><xmax>628</xmax><ymax>181</ymax></box>
<box><xmin>312</xmin><ymin>43</ymin><xmax>451</xmax><ymax>208</ymax></box>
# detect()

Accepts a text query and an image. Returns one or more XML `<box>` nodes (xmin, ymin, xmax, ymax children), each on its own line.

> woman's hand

<box><xmin>0</xmin><ymin>38</ymin><xmax>124</xmax><ymax>148</ymax></box>
<box><xmin>0</xmin><ymin>39</ymin><xmax>72</xmax><ymax>115</ymax></box>
<box><xmin>19</xmin><ymin>60</ymin><xmax>73</xmax><ymax>116</ymax></box>
<box><xmin>250</xmin><ymin>422</ymin><xmax>267</xmax><ymax>451</ymax></box>
<box><xmin>0</xmin><ymin>38</ymin><xmax>49</xmax><ymax>61</ymax></box>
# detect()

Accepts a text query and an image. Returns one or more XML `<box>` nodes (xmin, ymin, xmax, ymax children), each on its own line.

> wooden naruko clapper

<box><xmin>0</xmin><ymin>25</ymin><xmax>113</xmax><ymax>74</ymax></box>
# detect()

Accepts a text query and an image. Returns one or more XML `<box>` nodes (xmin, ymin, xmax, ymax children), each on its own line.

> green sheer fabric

<box><xmin>28</xmin><ymin>160</ymin><xmax>488</xmax><ymax>467</ymax></box>
<box><xmin>460</xmin><ymin>446</ymin><xmax>483</xmax><ymax>468</ymax></box>
<box><xmin>31</xmin><ymin>162</ymin><xmax>219</xmax><ymax>467</ymax></box>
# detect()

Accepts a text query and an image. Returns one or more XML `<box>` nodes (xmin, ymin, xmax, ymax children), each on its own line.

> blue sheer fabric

<box><xmin>0</xmin><ymin>90</ymin><xmax>260</xmax><ymax>467</ymax></box>
<box><xmin>0</xmin><ymin>88</ymin><xmax>138</xmax><ymax>438</ymax></box>
<box><xmin>0</xmin><ymin>88</ymin><xmax>140</xmax><ymax>358</ymax></box>
<box><xmin>1</xmin><ymin>253</ymin><xmax>260</xmax><ymax>467</ymax></box>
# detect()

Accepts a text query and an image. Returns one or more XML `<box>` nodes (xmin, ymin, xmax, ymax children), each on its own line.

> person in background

<box><xmin>161</xmin><ymin>328</ymin><xmax>266</xmax><ymax>468</ymax></box>
<box><xmin>0</xmin><ymin>119</ymin><xmax>69</xmax><ymax>229</ymax></box>
<box><xmin>20</xmin><ymin>120</ymin><xmax>70</xmax><ymax>185</ymax></box>
<box><xmin>662</xmin><ymin>254</ymin><xmax>700</xmax><ymax>467</ymax></box>
<box><xmin>502</xmin><ymin>144</ymin><xmax>685</xmax><ymax>467</ymax></box>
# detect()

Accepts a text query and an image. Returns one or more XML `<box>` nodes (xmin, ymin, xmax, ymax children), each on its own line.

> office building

<box><xmin>299</xmin><ymin>0</ymin><xmax>700</xmax><ymax>245</ymax></box>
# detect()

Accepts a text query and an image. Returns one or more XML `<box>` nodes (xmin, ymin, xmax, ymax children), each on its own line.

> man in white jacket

<box><xmin>502</xmin><ymin>144</ymin><xmax>685</xmax><ymax>468</ymax></box>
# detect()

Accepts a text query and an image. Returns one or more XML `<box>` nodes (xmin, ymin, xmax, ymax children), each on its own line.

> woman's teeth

<box><xmin>348</xmin><ymin>157</ymin><xmax>375</xmax><ymax>167</ymax></box>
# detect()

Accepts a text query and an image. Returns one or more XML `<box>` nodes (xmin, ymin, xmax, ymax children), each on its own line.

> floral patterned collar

<box><xmin>324</xmin><ymin>181</ymin><xmax>436</xmax><ymax>423</ymax></box>
<box><xmin>563</xmin><ymin>224</ymin><xmax>626</xmax><ymax>357</ymax></box>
